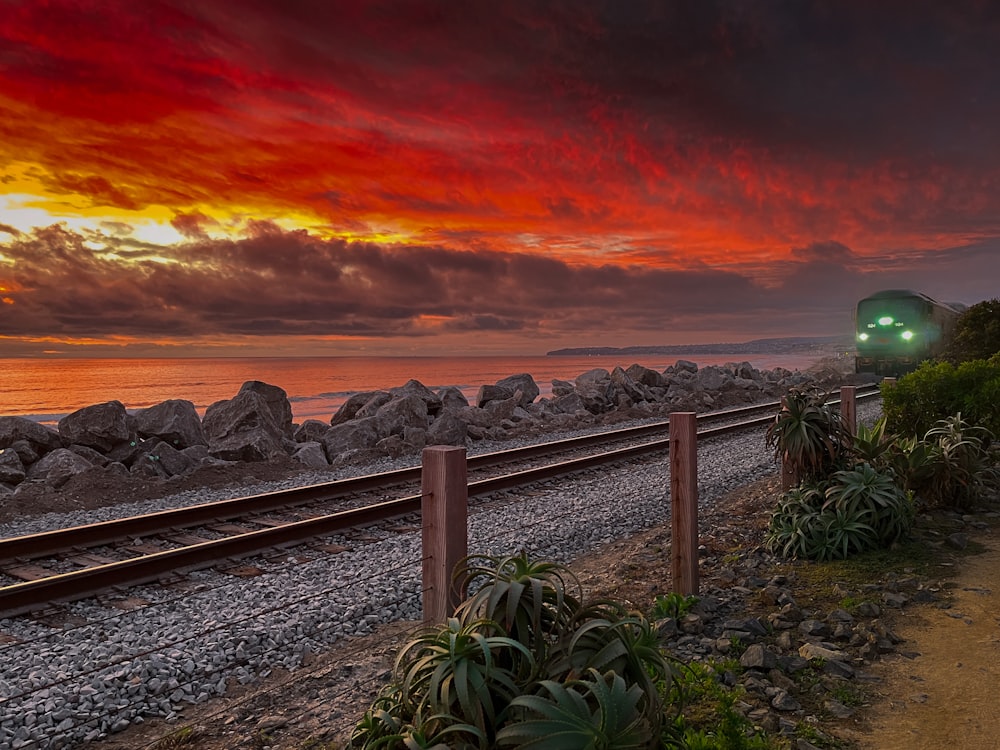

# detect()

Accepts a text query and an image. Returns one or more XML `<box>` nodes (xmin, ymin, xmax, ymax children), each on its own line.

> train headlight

<box><xmin>878</xmin><ymin>316</ymin><xmax>894</xmax><ymax>326</ymax></box>
<box><xmin>858</xmin><ymin>333</ymin><xmax>869</xmax><ymax>341</ymax></box>
<box><xmin>901</xmin><ymin>330</ymin><xmax>914</xmax><ymax>341</ymax></box>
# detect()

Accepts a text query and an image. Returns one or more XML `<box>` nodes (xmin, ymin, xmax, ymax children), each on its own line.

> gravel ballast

<box><xmin>0</xmin><ymin>401</ymin><xmax>881</xmax><ymax>748</ymax></box>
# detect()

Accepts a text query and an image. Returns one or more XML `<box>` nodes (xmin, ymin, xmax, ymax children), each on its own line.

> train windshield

<box><xmin>856</xmin><ymin>297</ymin><xmax>925</xmax><ymax>331</ymax></box>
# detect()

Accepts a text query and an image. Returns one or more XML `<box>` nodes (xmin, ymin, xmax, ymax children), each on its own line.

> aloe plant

<box><xmin>766</xmin><ymin>464</ymin><xmax>913</xmax><ymax>561</ymax></box>
<box><xmin>915</xmin><ymin>413</ymin><xmax>998</xmax><ymax>508</ymax></box>
<box><xmin>766</xmin><ymin>386</ymin><xmax>851</xmax><ymax>484</ymax></box>
<box><xmin>496</xmin><ymin>669</ymin><xmax>653</xmax><ymax>750</ymax></box>
<box><xmin>351</xmin><ymin>553</ymin><xmax>672</xmax><ymax>749</ymax></box>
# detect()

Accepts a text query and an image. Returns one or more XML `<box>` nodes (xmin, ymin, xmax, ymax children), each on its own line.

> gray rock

<box><xmin>322</xmin><ymin>417</ymin><xmax>380</xmax><ymax>459</ymax></box>
<box><xmin>237</xmin><ymin>381</ymin><xmax>293</xmax><ymax>436</ymax></box>
<box><xmin>437</xmin><ymin>386</ymin><xmax>469</xmax><ymax>410</ymax></box>
<box><xmin>426</xmin><ymin>412</ymin><xmax>468</xmax><ymax>447</ymax></box>
<box><xmin>330</xmin><ymin>391</ymin><xmax>383</xmax><ymax>426</ymax></box>
<box><xmin>25</xmin><ymin>448</ymin><xmax>93</xmax><ymax>488</ymax></box>
<box><xmin>575</xmin><ymin>368</ymin><xmax>611</xmax><ymax>387</ymax></box>
<box><xmin>203</xmin><ymin>391</ymin><xmax>287</xmax><ymax>462</ymax></box>
<box><xmin>294</xmin><ymin>419</ymin><xmax>331</xmax><ymax>444</ymax></box>
<box><xmin>740</xmin><ymin>643</ymin><xmax>778</xmax><ymax>670</ymax></box>
<box><xmin>624</xmin><ymin>363</ymin><xmax>666</xmax><ymax>388</ymax></box>
<box><xmin>389</xmin><ymin>380</ymin><xmax>443</xmax><ymax>414</ymax></box>
<box><xmin>671</xmin><ymin>359</ymin><xmax>698</xmax><ymax>374</ymax></box>
<box><xmin>292</xmin><ymin>442</ymin><xmax>329</xmax><ymax>468</ymax></box>
<box><xmin>144</xmin><ymin>440</ymin><xmax>195</xmax><ymax>477</ymax></box>
<box><xmin>68</xmin><ymin>444</ymin><xmax>111</xmax><ymax>467</ymax></box>
<box><xmin>0</xmin><ymin>417</ymin><xmax>62</xmax><ymax>455</ymax></box>
<box><xmin>7</xmin><ymin>439</ymin><xmax>39</xmax><ymax>465</ymax></box>
<box><xmin>0</xmin><ymin>448</ymin><xmax>26</xmax><ymax>484</ymax></box>
<box><xmin>354</xmin><ymin>392</ymin><xmax>393</xmax><ymax>420</ymax></box>
<box><xmin>494</xmin><ymin>373</ymin><xmax>539</xmax><ymax>407</ymax></box>
<box><xmin>135</xmin><ymin>399</ymin><xmax>207</xmax><ymax>449</ymax></box>
<box><xmin>58</xmin><ymin>401</ymin><xmax>130</xmax><ymax>452</ymax></box>
<box><xmin>551</xmin><ymin>378</ymin><xmax>575</xmax><ymax>397</ymax></box>
<box><xmin>374</xmin><ymin>395</ymin><xmax>429</xmax><ymax>437</ymax></box>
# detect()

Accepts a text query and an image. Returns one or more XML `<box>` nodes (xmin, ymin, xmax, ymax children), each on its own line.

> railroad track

<box><xmin>0</xmin><ymin>386</ymin><xmax>879</xmax><ymax>617</ymax></box>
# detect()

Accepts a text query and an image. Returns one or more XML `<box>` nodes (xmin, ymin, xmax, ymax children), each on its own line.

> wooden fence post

<box><xmin>421</xmin><ymin>445</ymin><xmax>468</xmax><ymax>624</ymax></box>
<box><xmin>670</xmin><ymin>412</ymin><xmax>699</xmax><ymax>596</ymax></box>
<box><xmin>779</xmin><ymin>397</ymin><xmax>796</xmax><ymax>491</ymax></box>
<box><xmin>840</xmin><ymin>385</ymin><xmax>857</xmax><ymax>435</ymax></box>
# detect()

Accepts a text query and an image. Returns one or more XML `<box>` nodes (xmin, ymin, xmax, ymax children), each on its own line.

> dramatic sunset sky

<box><xmin>1</xmin><ymin>1</ymin><xmax>998</xmax><ymax>357</ymax></box>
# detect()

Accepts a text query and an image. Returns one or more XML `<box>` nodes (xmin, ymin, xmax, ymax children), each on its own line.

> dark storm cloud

<box><xmin>2</xmin><ymin>224</ymin><xmax>997</xmax><ymax>346</ymax></box>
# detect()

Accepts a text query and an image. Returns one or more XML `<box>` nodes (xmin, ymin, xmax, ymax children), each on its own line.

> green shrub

<box><xmin>349</xmin><ymin>552</ymin><xmax>675</xmax><ymax>749</ymax></box>
<box><xmin>943</xmin><ymin>298</ymin><xmax>1000</xmax><ymax>364</ymax></box>
<box><xmin>766</xmin><ymin>386</ymin><xmax>851</xmax><ymax>484</ymax></box>
<box><xmin>765</xmin><ymin>465</ymin><xmax>913</xmax><ymax>561</ymax></box>
<box><xmin>882</xmin><ymin>354</ymin><xmax>1000</xmax><ymax>437</ymax></box>
<box><xmin>909</xmin><ymin>414</ymin><xmax>998</xmax><ymax>509</ymax></box>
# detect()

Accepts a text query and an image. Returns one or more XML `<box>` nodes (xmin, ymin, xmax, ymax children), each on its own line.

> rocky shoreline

<box><xmin>0</xmin><ymin>357</ymin><xmax>855</xmax><ymax>512</ymax></box>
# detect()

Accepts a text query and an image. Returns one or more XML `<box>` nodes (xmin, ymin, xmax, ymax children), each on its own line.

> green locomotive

<box><xmin>854</xmin><ymin>289</ymin><xmax>965</xmax><ymax>376</ymax></box>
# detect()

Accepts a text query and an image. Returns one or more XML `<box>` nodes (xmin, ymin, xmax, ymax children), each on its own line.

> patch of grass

<box><xmin>150</xmin><ymin>726</ymin><xmax>200</xmax><ymax>749</ymax></box>
<box><xmin>829</xmin><ymin>683</ymin><xmax>865</xmax><ymax>708</ymax></box>
<box><xmin>665</xmin><ymin>661</ymin><xmax>784</xmax><ymax>750</ymax></box>
<box><xmin>652</xmin><ymin>591</ymin><xmax>700</xmax><ymax>620</ymax></box>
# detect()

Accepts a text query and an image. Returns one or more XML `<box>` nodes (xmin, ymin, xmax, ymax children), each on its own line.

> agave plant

<box><xmin>395</xmin><ymin>617</ymin><xmax>534</xmax><ymax>738</ymax></box>
<box><xmin>547</xmin><ymin>601</ymin><xmax>671</xmax><ymax>725</ymax></box>
<box><xmin>496</xmin><ymin>669</ymin><xmax>654</xmax><ymax>750</ymax></box>
<box><xmin>915</xmin><ymin>413</ymin><xmax>998</xmax><ymax>508</ymax></box>
<box><xmin>766</xmin><ymin>386</ymin><xmax>851</xmax><ymax>485</ymax></box>
<box><xmin>823</xmin><ymin>463</ymin><xmax>914</xmax><ymax>547</ymax></box>
<box><xmin>765</xmin><ymin>482</ymin><xmax>828</xmax><ymax>559</ymax></box>
<box><xmin>766</xmin><ymin>465</ymin><xmax>913</xmax><ymax>561</ymax></box>
<box><xmin>453</xmin><ymin>552</ymin><xmax>583</xmax><ymax>661</ymax></box>
<box><xmin>351</xmin><ymin>553</ymin><xmax>671</xmax><ymax>749</ymax></box>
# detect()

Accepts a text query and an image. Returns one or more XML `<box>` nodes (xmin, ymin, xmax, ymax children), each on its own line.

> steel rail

<box><xmin>0</xmin><ymin>385</ymin><xmax>878</xmax><ymax>562</ymax></box>
<box><xmin>0</xmin><ymin>388</ymin><xmax>880</xmax><ymax>617</ymax></box>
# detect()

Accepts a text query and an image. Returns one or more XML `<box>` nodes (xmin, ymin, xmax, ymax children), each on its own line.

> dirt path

<box><xmin>859</xmin><ymin>531</ymin><xmax>1000</xmax><ymax>749</ymax></box>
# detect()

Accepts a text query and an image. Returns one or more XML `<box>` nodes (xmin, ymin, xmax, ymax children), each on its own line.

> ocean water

<box><xmin>0</xmin><ymin>352</ymin><xmax>831</xmax><ymax>424</ymax></box>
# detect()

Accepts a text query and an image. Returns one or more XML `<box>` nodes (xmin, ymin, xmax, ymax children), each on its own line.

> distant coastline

<box><xmin>547</xmin><ymin>335</ymin><xmax>853</xmax><ymax>357</ymax></box>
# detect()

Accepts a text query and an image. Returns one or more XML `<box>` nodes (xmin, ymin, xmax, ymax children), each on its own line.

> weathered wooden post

<box><xmin>840</xmin><ymin>385</ymin><xmax>857</xmax><ymax>435</ymax></box>
<box><xmin>669</xmin><ymin>412</ymin><xmax>699</xmax><ymax>596</ymax></box>
<box><xmin>779</xmin><ymin>397</ymin><xmax>796</xmax><ymax>491</ymax></box>
<box><xmin>421</xmin><ymin>445</ymin><xmax>468</xmax><ymax>624</ymax></box>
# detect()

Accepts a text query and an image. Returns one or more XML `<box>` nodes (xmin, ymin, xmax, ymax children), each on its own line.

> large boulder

<box><xmin>238</xmin><ymin>381</ymin><xmax>293</xmax><ymax>436</ymax></box>
<box><xmin>0</xmin><ymin>416</ymin><xmax>62</xmax><ymax>455</ymax></box>
<box><xmin>625</xmin><ymin>363</ymin><xmax>666</xmax><ymax>388</ymax></box>
<box><xmin>292</xmin><ymin>441</ymin><xmax>329</xmax><ymax>469</ymax></box>
<box><xmin>331</xmin><ymin>391</ymin><xmax>385</xmax><ymax>426</ymax></box>
<box><xmin>0</xmin><ymin>448</ymin><xmax>26</xmax><ymax>485</ymax></box>
<box><xmin>610</xmin><ymin>366</ymin><xmax>646</xmax><ymax>403</ymax></box>
<box><xmin>58</xmin><ymin>401</ymin><xmax>131</xmax><ymax>452</ymax></box>
<box><xmin>389</xmin><ymin>380</ymin><xmax>443</xmax><ymax>415</ymax></box>
<box><xmin>135</xmin><ymin>399</ymin><xmax>207</xmax><ymax>449</ymax></box>
<box><xmin>294</xmin><ymin>419</ymin><xmax>331</xmax><ymax>443</ymax></box>
<box><xmin>437</xmin><ymin>386</ymin><xmax>469</xmax><ymax>410</ymax></box>
<box><xmin>26</xmin><ymin>448</ymin><xmax>93</xmax><ymax>488</ymax></box>
<box><xmin>696</xmin><ymin>366</ymin><xmax>733</xmax><ymax>392</ymax></box>
<box><xmin>426</xmin><ymin>412</ymin><xmax>468</xmax><ymax>446</ymax></box>
<box><xmin>203</xmin><ymin>390</ymin><xmax>287</xmax><ymax>462</ymax></box>
<box><xmin>576</xmin><ymin>368</ymin><xmax>611</xmax><ymax>388</ymax></box>
<box><xmin>322</xmin><ymin>417</ymin><xmax>380</xmax><ymax>459</ymax></box>
<box><xmin>374</xmin><ymin>395</ymin><xmax>429</xmax><ymax>437</ymax></box>
<box><xmin>354</xmin><ymin>392</ymin><xmax>394</xmax><ymax>420</ymax></box>
<box><xmin>144</xmin><ymin>439</ymin><xmax>196</xmax><ymax>477</ymax></box>
<box><xmin>551</xmin><ymin>379</ymin><xmax>575</xmax><ymax>397</ymax></box>
<box><xmin>495</xmin><ymin>373</ymin><xmax>539</xmax><ymax>407</ymax></box>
